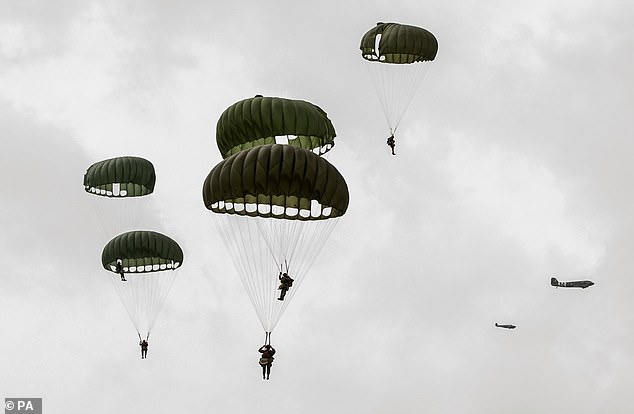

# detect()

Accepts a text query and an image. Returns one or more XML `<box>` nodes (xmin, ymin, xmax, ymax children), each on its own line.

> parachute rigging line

<box><xmin>215</xmin><ymin>214</ymin><xmax>340</xmax><ymax>333</ymax></box>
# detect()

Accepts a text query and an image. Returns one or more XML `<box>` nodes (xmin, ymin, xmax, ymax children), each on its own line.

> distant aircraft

<box><xmin>551</xmin><ymin>277</ymin><xmax>594</xmax><ymax>289</ymax></box>
<box><xmin>495</xmin><ymin>323</ymin><xmax>516</xmax><ymax>329</ymax></box>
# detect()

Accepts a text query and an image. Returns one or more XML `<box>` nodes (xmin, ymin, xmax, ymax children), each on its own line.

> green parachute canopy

<box><xmin>84</xmin><ymin>156</ymin><xmax>156</xmax><ymax>197</ymax></box>
<box><xmin>203</xmin><ymin>144</ymin><xmax>349</xmax><ymax>333</ymax></box>
<box><xmin>360</xmin><ymin>22</ymin><xmax>438</xmax><ymax>64</ymax></box>
<box><xmin>216</xmin><ymin>96</ymin><xmax>337</xmax><ymax>158</ymax></box>
<box><xmin>101</xmin><ymin>230</ymin><xmax>183</xmax><ymax>340</ymax></box>
<box><xmin>102</xmin><ymin>230</ymin><xmax>183</xmax><ymax>272</ymax></box>
<box><xmin>203</xmin><ymin>144</ymin><xmax>349</xmax><ymax>220</ymax></box>
<box><xmin>360</xmin><ymin>22</ymin><xmax>438</xmax><ymax>136</ymax></box>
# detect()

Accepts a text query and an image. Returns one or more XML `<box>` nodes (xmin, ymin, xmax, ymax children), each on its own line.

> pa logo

<box><xmin>5</xmin><ymin>399</ymin><xmax>42</xmax><ymax>414</ymax></box>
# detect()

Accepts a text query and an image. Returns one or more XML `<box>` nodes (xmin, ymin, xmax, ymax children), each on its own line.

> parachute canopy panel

<box><xmin>203</xmin><ymin>144</ymin><xmax>349</xmax><ymax>220</ymax></box>
<box><xmin>84</xmin><ymin>156</ymin><xmax>156</xmax><ymax>197</ymax></box>
<box><xmin>360</xmin><ymin>22</ymin><xmax>438</xmax><ymax>64</ymax></box>
<box><xmin>216</xmin><ymin>96</ymin><xmax>337</xmax><ymax>158</ymax></box>
<box><xmin>102</xmin><ymin>230</ymin><xmax>184</xmax><ymax>272</ymax></box>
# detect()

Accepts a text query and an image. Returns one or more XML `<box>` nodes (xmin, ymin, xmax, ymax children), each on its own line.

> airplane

<box><xmin>551</xmin><ymin>277</ymin><xmax>594</xmax><ymax>289</ymax></box>
<box><xmin>495</xmin><ymin>323</ymin><xmax>516</xmax><ymax>329</ymax></box>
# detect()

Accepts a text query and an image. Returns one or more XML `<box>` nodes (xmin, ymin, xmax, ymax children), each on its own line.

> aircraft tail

<box><xmin>551</xmin><ymin>277</ymin><xmax>559</xmax><ymax>286</ymax></box>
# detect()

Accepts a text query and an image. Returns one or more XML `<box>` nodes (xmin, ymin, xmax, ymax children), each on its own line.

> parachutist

<box><xmin>278</xmin><ymin>272</ymin><xmax>294</xmax><ymax>301</ymax></box>
<box><xmin>360</xmin><ymin>23</ymin><xmax>437</xmax><ymax>153</ymax></box>
<box><xmin>258</xmin><ymin>344</ymin><xmax>276</xmax><ymax>380</ymax></box>
<box><xmin>115</xmin><ymin>259</ymin><xmax>126</xmax><ymax>281</ymax></box>
<box><xmin>387</xmin><ymin>135</ymin><xmax>396</xmax><ymax>155</ymax></box>
<box><xmin>203</xmin><ymin>145</ymin><xmax>349</xmax><ymax>335</ymax></box>
<box><xmin>139</xmin><ymin>339</ymin><xmax>148</xmax><ymax>359</ymax></box>
<box><xmin>102</xmin><ymin>231</ymin><xmax>183</xmax><ymax>351</ymax></box>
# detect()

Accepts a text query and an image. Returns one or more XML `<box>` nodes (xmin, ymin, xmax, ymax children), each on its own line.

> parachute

<box><xmin>83</xmin><ymin>156</ymin><xmax>156</xmax><ymax>236</ymax></box>
<box><xmin>102</xmin><ymin>230</ymin><xmax>183</xmax><ymax>340</ymax></box>
<box><xmin>216</xmin><ymin>96</ymin><xmax>337</xmax><ymax>158</ymax></box>
<box><xmin>360</xmin><ymin>22</ymin><xmax>438</xmax><ymax>137</ymax></box>
<box><xmin>203</xmin><ymin>144</ymin><xmax>349</xmax><ymax>333</ymax></box>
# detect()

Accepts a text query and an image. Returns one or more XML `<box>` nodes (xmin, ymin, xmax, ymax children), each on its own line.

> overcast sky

<box><xmin>1</xmin><ymin>1</ymin><xmax>632</xmax><ymax>413</ymax></box>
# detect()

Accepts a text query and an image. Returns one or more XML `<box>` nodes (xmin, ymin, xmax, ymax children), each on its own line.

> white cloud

<box><xmin>445</xmin><ymin>132</ymin><xmax>607</xmax><ymax>268</ymax></box>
